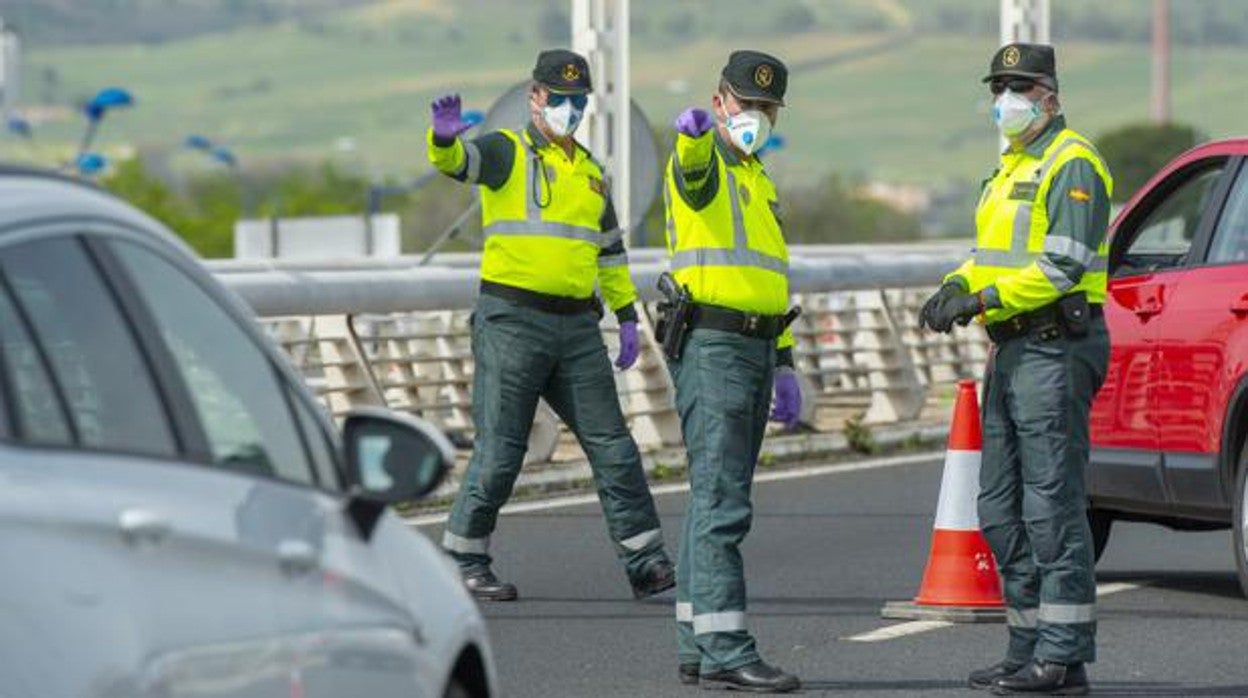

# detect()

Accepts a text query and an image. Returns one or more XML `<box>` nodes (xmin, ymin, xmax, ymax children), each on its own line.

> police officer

<box><xmin>427</xmin><ymin>49</ymin><xmax>675</xmax><ymax>602</ymax></box>
<box><xmin>662</xmin><ymin>50</ymin><xmax>802</xmax><ymax>693</ymax></box>
<box><xmin>920</xmin><ymin>43</ymin><xmax>1112</xmax><ymax>695</ymax></box>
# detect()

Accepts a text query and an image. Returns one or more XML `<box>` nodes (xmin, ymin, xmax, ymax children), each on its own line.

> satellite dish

<box><xmin>480</xmin><ymin>81</ymin><xmax>661</xmax><ymax>232</ymax></box>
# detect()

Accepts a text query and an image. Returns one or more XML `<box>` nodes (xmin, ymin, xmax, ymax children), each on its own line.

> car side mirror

<box><xmin>341</xmin><ymin>408</ymin><xmax>455</xmax><ymax>538</ymax></box>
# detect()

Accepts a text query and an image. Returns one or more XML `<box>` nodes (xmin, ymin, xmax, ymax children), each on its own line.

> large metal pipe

<box><xmin>216</xmin><ymin>246</ymin><xmax>970</xmax><ymax>317</ymax></box>
<box><xmin>206</xmin><ymin>242</ymin><xmax>973</xmax><ymax>274</ymax></box>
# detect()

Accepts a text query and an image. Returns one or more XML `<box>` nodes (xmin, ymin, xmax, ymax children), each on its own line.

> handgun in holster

<box><xmin>655</xmin><ymin>272</ymin><xmax>694</xmax><ymax>361</ymax></box>
<box><xmin>782</xmin><ymin>306</ymin><xmax>802</xmax><ymax>332</ymax></box>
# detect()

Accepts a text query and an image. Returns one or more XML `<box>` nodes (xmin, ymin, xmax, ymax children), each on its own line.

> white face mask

<box><xmin>541</xmin><ymin>99</ymin><xmax>584</xmax><ymax>138</ymax></box>
<box><xmin>993</xmin><ymin>89</ymin><xmax>1042</xmax><ymax>137</ymax></box>
<box><xmin>721</xmin><ymin>107</ymin><xmax>771</xmax><ymax>156</ymax></box>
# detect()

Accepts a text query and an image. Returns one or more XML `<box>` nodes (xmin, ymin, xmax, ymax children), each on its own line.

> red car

<box><xmin>1089</xmin><ymin>138</ymin><xmax>1248</xmax><ymax>594</ymax></box>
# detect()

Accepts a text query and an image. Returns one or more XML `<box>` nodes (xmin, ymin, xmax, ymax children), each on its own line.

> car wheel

<box><xmin>1233</xmin><ymin>440</ymin><xmax>1248</xmax><ymax>599</ymax></box>
<box><xmin>1088</xmin><ymin>507</ymin><xmax>1113</xmax><ymax>564</ymax></box>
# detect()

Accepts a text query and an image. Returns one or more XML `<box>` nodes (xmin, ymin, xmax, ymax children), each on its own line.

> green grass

<box><xmin>9</xmin><ymin>0</ymin><xmax>1248</xmax><ymax>188</ymax></box>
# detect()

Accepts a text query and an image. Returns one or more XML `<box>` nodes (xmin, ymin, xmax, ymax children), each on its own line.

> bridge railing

<box><xmin>210</xmin><ymin>243</ymin><xmax>989</xmax><ymax>463</ymax></box>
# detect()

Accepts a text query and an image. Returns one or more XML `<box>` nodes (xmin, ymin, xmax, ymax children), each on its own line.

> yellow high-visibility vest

<box><xmin>948</xmin><ymin>127</ymin><xmax>1113</xmax><ymax>324</ymax></box>
<box><xmin>427</xmin><ymin>127</ymin><xmax>635</xmax><ymax>310</ymax></box>
<box><xmin>663</xmin><ymin>132</ymin><xmax>793</xmax><ymax>349</ymax></box>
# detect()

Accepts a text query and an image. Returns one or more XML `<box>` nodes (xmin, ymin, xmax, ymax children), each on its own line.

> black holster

<box><xmin>985</xmin><ymin>292</ymin><xmax>1098</xmax><ymax>344</ymax></box>
<box><xmin>655</xmin><ymin>272</ymin><xmax>694</xmax><ymax>361</ymax></box>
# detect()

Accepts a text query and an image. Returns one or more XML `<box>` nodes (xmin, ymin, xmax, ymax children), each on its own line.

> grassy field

<box><xmin>8</xmin><ymin>0</ymin><xmax>1248</xmax><ymax>187</ymax></box>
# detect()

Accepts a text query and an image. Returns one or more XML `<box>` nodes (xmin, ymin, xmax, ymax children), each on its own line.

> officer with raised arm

<box><xmin>427</xmin><ymin>49</ymin><xmax>675</xmax><ymax>603</ymax></box>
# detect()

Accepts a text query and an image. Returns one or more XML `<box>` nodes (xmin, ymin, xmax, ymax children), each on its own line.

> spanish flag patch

<box><xmin>1068</xmin><ymin>187</ymin><xmax>1092</xmax><ymax>203</ymax></box>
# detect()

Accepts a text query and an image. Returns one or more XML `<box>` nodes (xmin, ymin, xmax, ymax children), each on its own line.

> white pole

<box><xmin>999</xmin><ymin>0</ymin><xmax>1050</xmax><ymax>46</ymax></box>
<box><xmin>1151</xmin><ymin>0</ymin><xmax>1171</xmax><ymax>125</ymax></box>
<box><xmin>997</xmin><ymin>0</ymin><xmax>1050</xmax><ymax>150</ymax></box>
<box><xmin>613</xmin><ymin>0</ymin><xmax>631</xmax><ymax>246</ymax></box>
<box><xmin>571</xmin><ymin>0</ymin><xmax>606</xmax><ymax>159</ymax></box>
<box><xmin>572</xmin><ymin>0</ymin><xmax>631</xmax><ymax>245</ymax></box>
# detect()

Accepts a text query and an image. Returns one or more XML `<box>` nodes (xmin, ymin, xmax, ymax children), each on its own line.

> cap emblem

<box><xmin>754</xmin><ymin>64</ymin><xmax>774</xmax><ymax>88</ymax></box>
<box><xmin>1002</xmin><ymin>46</ymin><xmax>1021</xmax><ymax>68</ymax></box>
<box><xmin>563</xmin><ymin>63</ymin><xmax>581</xmax><ymax>82</ymax></box>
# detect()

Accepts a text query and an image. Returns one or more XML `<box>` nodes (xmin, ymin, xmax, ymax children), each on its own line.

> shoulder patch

<box><xmin>588</xmin><ymin>175</ymin><xmax>606</xmax><ymax>196</ymax></box>
<box><xmin>1068</xmin><ymin>187</ymin><xmax>1092</xmax><ymax>203</ymax></box>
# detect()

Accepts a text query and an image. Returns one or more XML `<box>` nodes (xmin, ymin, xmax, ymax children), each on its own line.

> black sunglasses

<box><xmin>989</xmin><ymin>78</ymin><xmax>1038</xmax><ymax>95</ymax></box>
<box><xmin>548</xmin><ymin>93</ymin><xmax>589</xmax><ymax>110</ymax></box>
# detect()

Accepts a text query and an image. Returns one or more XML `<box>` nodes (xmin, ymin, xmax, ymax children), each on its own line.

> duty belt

<box><xmin>480</xmin><ymin>280</ymin><xmax>600</xmax><ymax>316</ymax></box>
<box><xmin>986</xmin><ymin>301</ymin><xmax>1102</xmax><ymax>344</ymax></box>
<box><xmin>690</xmin><ymin>303</ymin><xmax>789</xmax><ymax>340</ymax></box>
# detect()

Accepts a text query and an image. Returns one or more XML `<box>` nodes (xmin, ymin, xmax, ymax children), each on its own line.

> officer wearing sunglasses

<box><xmin>920</xmin><ymin>42</ymin><xmax>1113</xmax><ymax>696</ymax></box>
<box><xmin>426</xmin><ymin>50</ymin><xmax>676</xmax><ymax>603</ymax></box>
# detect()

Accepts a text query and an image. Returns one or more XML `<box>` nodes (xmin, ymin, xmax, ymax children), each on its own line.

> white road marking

<box><xmin>406</xmin><ymin>451</ymin><xmax>943</xmax><ymax>527</ymax></box>
<box><xmin>1096</xmin><ymin>581</ymin><xmax>1142</xmax><ymax>597</ymax></box>
<box><xmin>846</xmin><ymin>582</ymin><xmax>1144</xmax><ymax>643</ymax></box>
<box><xmin>845</xmin><ymin>620</ymin><xmax>954</xmax><ymax>642</ymax></box>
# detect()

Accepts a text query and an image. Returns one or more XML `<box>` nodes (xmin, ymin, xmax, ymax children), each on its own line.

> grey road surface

<box><xmin>420</xmin><ymin>456</ymin><xmax>1248</xmax><ymax>697</ymax></box>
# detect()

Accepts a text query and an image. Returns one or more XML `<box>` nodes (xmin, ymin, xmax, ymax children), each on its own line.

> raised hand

<box><xmin>675</xmin><ymin>107</ymin><xmax>715</xmax><ymax>138</ymax></box>
<box><xmin>431</xmin><ymin>94</ymin><xmax>472</xmax><ymax>140</ymax></box>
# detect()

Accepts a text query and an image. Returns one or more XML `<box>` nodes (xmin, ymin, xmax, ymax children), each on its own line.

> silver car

<box><xmin>0</xmin><ymin>166</ymin><xmax>496</xmax><ymax>697</ymax></box>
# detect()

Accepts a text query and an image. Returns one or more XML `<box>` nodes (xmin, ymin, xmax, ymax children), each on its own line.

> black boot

<box><xmin>679</xmin><ymin>663</ymin><xmax>700</xmax><ymax>686</ymax></box>
<box><xmin>631</xmin><ymin>558</ymin><xmax>676</xmax><ymax>599</ymax></box>
<box><xmin>969</xmin><ymin>661</ymin><xmax>1024</xmax><ymax>690</ymax></box>
<box><xmin>700</xmin><ymin>661</ymin><xmax>800</xmax><ymax>693</ymax></box>
<box><xmin>462</xmin><ymin>569</ymin><xmax>518</xmax><ymax>602</ymax></box>
<box><xmin>992</xmin><ymin>661</ymin><xmax>1088</xmax><ymax>696</ymax></box>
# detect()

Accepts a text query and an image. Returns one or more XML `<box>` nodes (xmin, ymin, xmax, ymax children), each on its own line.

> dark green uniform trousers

<box><xmin>443</xmin><ymin>293</ymin><xmax>667</xmax><ymax>583</ymax></box>
<box><xmin>978</xmin><ymin>314</ymin><xmax>1110</xmax><ymax>665</ymax></box>
<box><xmin>672</xmin><ymin>329</ymin><xmax>774</xmax><ymax>672</ymax></box>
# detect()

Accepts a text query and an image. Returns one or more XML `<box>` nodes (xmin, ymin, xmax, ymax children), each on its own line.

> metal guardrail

<box><xmin>214</xmin><ymin>244</ymin><xmax>991</xmax><ymax>463</ymax></box>
<box><xmin>210</xmin><ymin>242</ymin><xmax>973</xmax><ymax>312</ymax></box>
<box><xmin>206</xmin><ymin>242</ymin><xmax>975</xmax><ymax>274</ymax></box>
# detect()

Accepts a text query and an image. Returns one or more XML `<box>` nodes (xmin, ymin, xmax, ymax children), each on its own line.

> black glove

<box><xmin>928</xmin><ymin>291</ymin><xmax>984</xmax><ymax>333</ymax></box>
<box><xmin>919</xmin><ymin>282</ymin><xmax>965</xmax><ymax>331</ymax></box>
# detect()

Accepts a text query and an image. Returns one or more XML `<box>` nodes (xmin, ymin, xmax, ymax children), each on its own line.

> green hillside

<box><xmin>5</xmin><ymin>0</ymin><xmax>1248</xmax><ymax>187</ymax></box>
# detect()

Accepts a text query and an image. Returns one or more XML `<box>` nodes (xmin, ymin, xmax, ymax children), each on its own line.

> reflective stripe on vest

<box><xmin>481</xmin><ymin>136</ymin><xmax>617</xmax><ymax>248</ymax></box>
<box><xmin>598</xmin><ymin>248</ymin><xmax>629</xmax><ymax>268</ymax></box>
<box><xmin>669</xmin><ymin>170</ymin><xmax>788</xmax><ymax>275</ymax></box>
<box><xmin>975</xmin><ymin>135</ymin><xmax>1107</xmax><ymax>270</ymax></box>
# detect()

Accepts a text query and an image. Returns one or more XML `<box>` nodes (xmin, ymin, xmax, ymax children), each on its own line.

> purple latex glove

<box><xmin>770</xmin><ymin>367</ymin><xmax>802</xmax><ymax>429</ymax></box>
<box><xmin>431</xmin><ymin>94</ymin><xmax>472</xmax><ymax>140</ymax></box>
<box><xmin>615</xmin><ymin>321</ymin><xmax>640</xmax><ymax>370</ymax></box>
<box><xmin>674</xmin><ymin>107</ymin><xmax>714</xmax><ymax>138</ymax></box>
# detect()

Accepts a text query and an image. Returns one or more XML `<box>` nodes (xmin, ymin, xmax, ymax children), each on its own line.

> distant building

<box><xmin>860</xmin><ymin>181</ymin><xmax>932</xmax><ymax>215</ymax></box>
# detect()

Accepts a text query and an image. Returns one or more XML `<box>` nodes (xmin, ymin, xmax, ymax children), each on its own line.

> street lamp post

<box><xmin>185</xmin><ymin>133</ymin><xmax>249</xmax><ymax>213</ymax></box>
<box><xmin>76</xmin><ymin>86</ymin><xmax>134</xmax><ymax>162</ymax></box>
<box><xmin>75</xmin><ymin>152</ymin><xmax>108</xmax><ymax>178</ymax></box>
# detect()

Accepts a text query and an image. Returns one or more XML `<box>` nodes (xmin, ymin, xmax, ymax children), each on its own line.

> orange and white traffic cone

<box><xmin>882</xmin><ymin>379</ymin><xmax>1005</xmax><ymax>622</ymax></box>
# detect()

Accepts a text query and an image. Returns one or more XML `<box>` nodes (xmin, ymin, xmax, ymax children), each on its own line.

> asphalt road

<box><xmin>420</xmin><ymin>454</ymin><xmax>1248</xmax><ymax>697</ymax></box>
